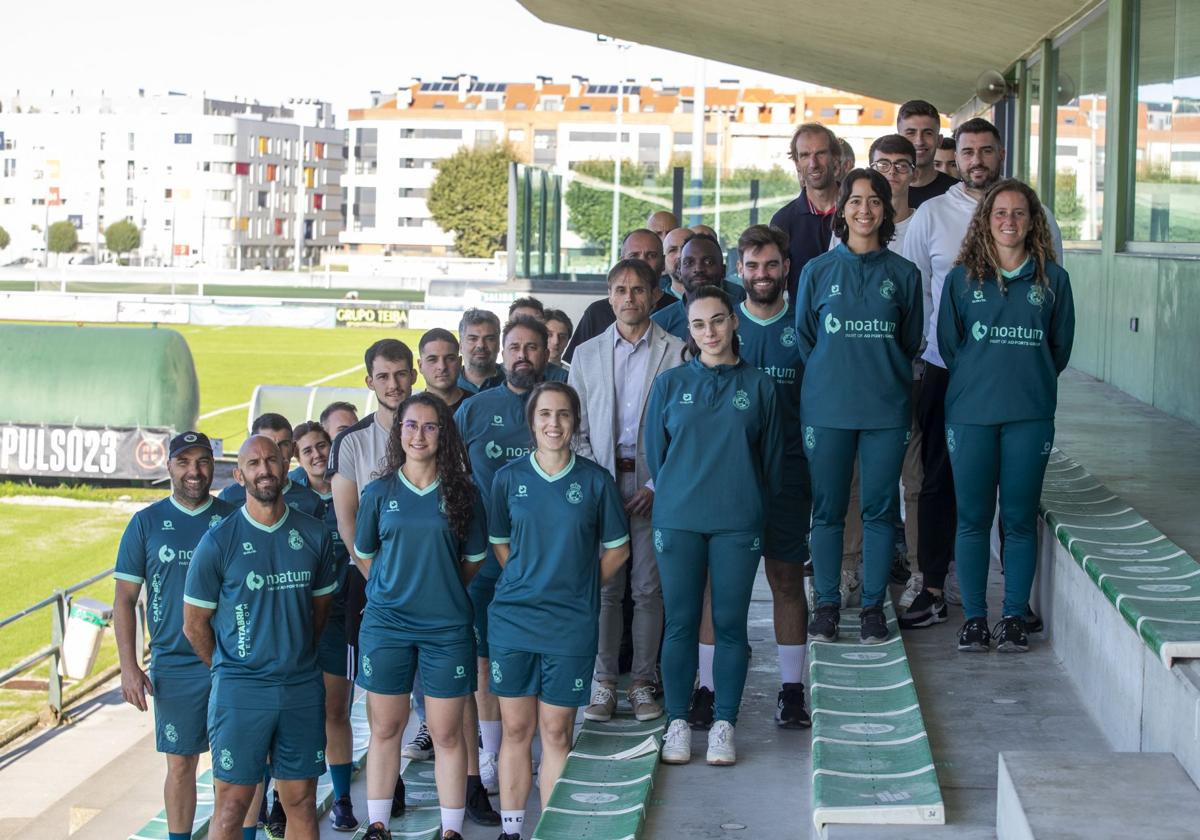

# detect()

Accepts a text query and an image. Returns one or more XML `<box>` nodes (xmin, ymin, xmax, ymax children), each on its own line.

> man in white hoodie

<box><xmin>899</xmin><ymin>117</ymin><xmax>1062</xmax><ymax>630</ymax></box>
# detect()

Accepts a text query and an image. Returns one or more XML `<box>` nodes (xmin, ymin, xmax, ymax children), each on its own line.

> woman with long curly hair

<box><xmin>353</xmin><ymin>393</ymin><xmax>487</xmax><ymax>840</ymax></box>
<box><xmin>938</xmin><ymin>178</ymin><xmax>1075</xmax><ymax>654</ymax></box>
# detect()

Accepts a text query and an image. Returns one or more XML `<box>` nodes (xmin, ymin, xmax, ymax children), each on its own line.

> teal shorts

<box><xmin>468</xmin><ymin>574</ymin><xmax>498</xmax><ymax>657</ymax></box>
<box><xmin>317</xmin><ymin>610</ymin><xmax>353</xmax><ymax>679</ymax></box>
<box><xmin>207</xmin><ymin>701</ymin><xmax>326</xmax><ymax>785</ymax></box>
<box><xmin>488</xmin><ymin>646</ymin><xmax>593</xmax><ymax>708</ymax></box>
<box><xmin>357</xmin><ymin>625</ymin><xmax>476</xmax><ymax>698</ymax></box>
<box><xmin>151</xmin><ymin>670</ymin><xmax>209</xmax><ymax>755</ymax></box>
<box><xmin>764</xmin><ymin>473</ymin><xmax>812</xmax><ymax>564</ymax></box>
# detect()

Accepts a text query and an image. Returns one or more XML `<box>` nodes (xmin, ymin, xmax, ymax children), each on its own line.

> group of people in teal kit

<box><xmin>109</xmin><ymin>108</ymin><xmax>1078</xmax><ymax>840</ymax></box>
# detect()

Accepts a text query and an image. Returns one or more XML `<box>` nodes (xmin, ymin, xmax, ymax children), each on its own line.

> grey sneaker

<box><xmin>584</xmin><ymin>683</ymin><xmax>617</xmax><ymax>722</ymax></box>
<box><xmin>628</xmin><ymin>684</ymin><xmax>662</xmax><ymax>721</ymax></box>
<box><xmin>944</xmin><ymin>563</ymin><xmax>962</xmax><ymax>606</ymax></box>
<box><xmin>898</xmin><ymin>572</ymin><xmax>924</xmax><ymax>610</ymax></box>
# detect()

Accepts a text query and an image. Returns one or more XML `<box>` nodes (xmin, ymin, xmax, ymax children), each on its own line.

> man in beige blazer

<box><xmin>569</xmin><ymin>257</ymin><xmax>684</xmax><ymax>723</ymax></box>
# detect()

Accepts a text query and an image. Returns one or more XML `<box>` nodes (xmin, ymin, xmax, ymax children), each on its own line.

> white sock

<box><xmin>440</xmin><ymin>806</ymin><xmax>466</xmax><ymax>835</ymax></box>
<box><xmin>367</xmin><ymin>798</ymin><xmax>392</xmax><ymax>827</ymax></box>
<box><xmin>501</xmin><ymin>809</ymin><xmax>525</xmax><ymax>837</ymax></box>
<box><xmin>777</xmin><ymin>644</ymin><xmax>807</xmax><ymax>685</ymax></box>
<box><xmin>479</xmin><ymin>718</ymin><xmax>502</xmax><ymax>754</ymax></box>
<box><xmin>698</xmin><ymin>643</ymin><xmax>715</xmax><ymax>691</ymax></box>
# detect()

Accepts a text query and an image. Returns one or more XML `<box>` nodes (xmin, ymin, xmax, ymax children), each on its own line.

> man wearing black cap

<box><xmin>114</xmin><ymin>432</ymin><xmax>238</xmax><ymax>840</ymax></box>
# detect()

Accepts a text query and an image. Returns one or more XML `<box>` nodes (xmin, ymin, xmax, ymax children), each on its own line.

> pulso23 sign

<box><xmin>336</xmin><ymin>305</ymin><xmax>410</xmax><ymax>328</ymax></box>
<box><xmin>0</xmin><ymin>424</ymin><xmax>171</xmax><ymax>480</ymax></box>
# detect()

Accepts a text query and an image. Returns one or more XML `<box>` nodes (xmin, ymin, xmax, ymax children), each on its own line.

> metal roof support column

<box><xmin>1036</xmin><ymin>39</ymin><xmax>1057</xmax><ymax>206</ymax></box>
<box><xmin>1102</xmin><ymin>0</ymin><xmax>1135</xmax><ymax>257</ymax></box>
<box><xmin>1013</xmin><ymin>59</ymin><xmax>1031</xmax><ymax>184</ymax></box>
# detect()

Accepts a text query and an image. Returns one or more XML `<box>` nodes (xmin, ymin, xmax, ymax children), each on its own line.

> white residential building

<box><xmin>0</xmin><ymin>90</ymin><xmax>345</xmax><ymax>269</ymax></box>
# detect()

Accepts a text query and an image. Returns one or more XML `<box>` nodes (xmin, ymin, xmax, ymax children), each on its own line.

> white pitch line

<box><xmin>814</xmin><ymin>657</ymin><xmax>907</xmax><ymax>669</ymax></box>
<box><xmin>813</xmin><ymin>764</ymin><xmax>936</xmax><ymax>780</ymax></box>
<box><xmin>813</xmin><ymin>732</ymin><xmax>929</xmax><ymax>747</ymax></box>
<box><xmin>1039</xmin><ymin>494</ymin><xmax>1119</xmax><ymax>505</ymax></box>
<box><xmin>1083</xmin><ymin>549</ymin><xmax>1187</xmax><ymax>567</ymax></box>
<box><xmin>811</xmin><ymin>678</ymin><xmax>914</xmax><ymax>692</ymax></box>
<box><xmin>1116</xmin><ymin>594</ymin><xmax>1200</xmax><ymax>610</ymax></box>
<box><xmin>1066</xmin><ymin>534</ymin><xmax>1167</xmax><ymax>550</ymax></box>
<box><xmin>1055</xmin><ymin>520</ymin><xmax>1149</xmax><ymax>534</ymax></box>
<box><xmin>557</xmin><ymin>773</ymin><xmax>654</xmax><ymax>787</ymax></box>
<box><xmin>542</xmin><ymin>803</ymin><xmax>645</xmax><ymax>817</ymax></box>
<box><xmin>811</xmin><ymin>703</ymin><xmax>921</xmax><ymax>718</ymax></box>
<box><xmin>1098</xmin><ymin>568</ymin><xmax>1200</xmax><ymax>585</ymax></box>
<box><xmin>1043</xmin><ymin>507</ymin><xmax>1136</xmax><ymax>518</ymax></box>
<box><xmin>197</xmin><ymin>364</ymin><xmax>363</xmax><ymax>421</ymax></box>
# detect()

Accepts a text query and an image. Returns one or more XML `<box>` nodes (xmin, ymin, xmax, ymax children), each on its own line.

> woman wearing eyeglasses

<box><xmin>354</xmin><ymin>393</ymin><xmax>488</xmax><ymax>840</ymax></box>
<box><xmin>645</xmin><ymin>286</ymin><xmax>783</xmax><ymax>767</ymax></box>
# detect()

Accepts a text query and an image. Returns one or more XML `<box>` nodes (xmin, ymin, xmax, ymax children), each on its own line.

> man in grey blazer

<box><xmin>569</xmin><ymin>257</ymin><xmax>684</xmax><ymax>723</ymax></box>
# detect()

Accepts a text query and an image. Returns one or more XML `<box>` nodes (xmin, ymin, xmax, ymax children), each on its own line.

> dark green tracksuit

<box><xmin>796</xmin><ymin>244</ymin><xmax>924</xmax><ymax>609</ymax></box>
<box><xmin>644</xmin><ymin>358</ymin><xmax>782</xmax><ymax>724</ymax></box>
<box><xmin>938</xmin><ymin>258</ymin><xmax>1075</xmax><ymax>620</ymax></box>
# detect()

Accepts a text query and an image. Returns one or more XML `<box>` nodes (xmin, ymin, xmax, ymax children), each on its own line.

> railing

<box><xmin>0</xmin><ymin>568</ymin><xmax>144</xmax><ymax>722</ymax></box>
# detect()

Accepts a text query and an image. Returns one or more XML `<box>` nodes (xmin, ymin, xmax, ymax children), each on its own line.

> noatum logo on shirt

<box><xmin>825</xmin><ymin>314</ymin><xmax>896</xmax><ymax>338</ymax></box>
<box><xmin>971</xmin><ymin>321</ymin><xmax>1044</xmax><ymax>346</ymax></box>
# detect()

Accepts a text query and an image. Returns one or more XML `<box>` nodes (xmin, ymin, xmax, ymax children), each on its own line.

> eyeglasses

<box><xmin>870</xmin><ymin>160</ymin><xmax>915</xmax><ymax>175</ymax></box>
<box><xmin>401</xmin><ymin>421</ymin><xmax>442</xmax><ymax>435</ymax></box>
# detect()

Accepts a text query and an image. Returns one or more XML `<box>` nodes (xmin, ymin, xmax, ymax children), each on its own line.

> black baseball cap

<box><xmin>169</xmin><ymin>431</ymin><xmax>214</xmax><ymax>459</ymax></box>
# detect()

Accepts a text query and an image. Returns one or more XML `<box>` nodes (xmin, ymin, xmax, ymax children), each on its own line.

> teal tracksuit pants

<box><xmin>806</xmin><ymin>425</ymin><xmax>909</xmax><ymax>608</ymax></box>
<box><xmin>946</xmin><ymin>419</ymin><xmax>1054</xmax><ymax>620</ymax></box>
<box><xmin>654</xmin><ymin>528</ymin><xmax>761</xmax><ymax>725</ymax></box>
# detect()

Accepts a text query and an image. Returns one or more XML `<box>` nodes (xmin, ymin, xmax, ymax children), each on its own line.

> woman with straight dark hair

<box><xmin>486</xmin><ymin>381</ymin><xmax>629</xmax><ymax>839</ymax></box>
<box><xmin>796</xmin><ymin>168</ymin><xmax>924</xmax><ymax>646</ymax></box>
<box><xmin>938</xmin><ymin>178</ymin><xmax>1074</xmax><ymax>653</ymax></box>
<box><xmin>645</xmin><ymin>285</ymin><xmax>782</xmax><ymax>767</ymax></box>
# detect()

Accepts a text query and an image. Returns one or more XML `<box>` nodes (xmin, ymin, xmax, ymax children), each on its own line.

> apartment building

<box><xmin>0</xmin><ymin>90</ymin><xmax>345</xmax><ymax>269</ymax></box>
<box><xmin>341</xmin><ymin>75</ymin><xmax>907</xmax><ymax>256</ymax></box>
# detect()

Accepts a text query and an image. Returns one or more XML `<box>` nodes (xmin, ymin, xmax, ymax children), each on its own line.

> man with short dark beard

<box><xmin>183</xmin><ymin>435</ymin><xmax>338</xmax><ymax>840</ymax></box>
<box><xmin>454</xmin><ymin>316</ymin><xmax>550</xmax><ymax>806</ymax></box>
<box><xmin>114</xmin><ymin>432</ymin><xmax>237</xmax><ymax>840</ymax></box>
<box><xmin>651</xmin><ymin>233</ymin><xmax>728</xmax><ymax>339</ymax></box>
<box><xmin>900</xmin><ymin>118</ymin><xmax>1063</xmax><ymax>631</ymax></box>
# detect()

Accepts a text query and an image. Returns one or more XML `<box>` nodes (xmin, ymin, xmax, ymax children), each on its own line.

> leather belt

<box><xmin>615</xmin><ymin>457</ymin><xmax>636</xmax><ymax>474</ymax></box>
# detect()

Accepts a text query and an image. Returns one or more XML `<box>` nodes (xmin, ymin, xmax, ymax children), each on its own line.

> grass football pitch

<box><xmin>0</xmin><ymin>322</ymin><xmax>427</xmax><ymax>720</ymax></box>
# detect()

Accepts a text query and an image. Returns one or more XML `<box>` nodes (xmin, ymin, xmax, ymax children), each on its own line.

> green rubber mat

<box><xmin>129</xmin><ymin>692</ymin><xmax>370</xmax><ymax>840</ymax></box>
<box><xmin>348</xmin><ymin>758</ymin><xmax>442</xmax><ymax>840</ymax></box>
<box><xmin>1041</xmin><ymin>449</ymin><xmax>1200</xmax><ymax>666</ymax></box>
<box><xmin>531</xmin><ymin>714</ymin><xmax>666</xmax><ymax>840</ymax></box>
<box><xmin>809</xmin><ymin>604</ymin><xmax>944</xmax><ymax>834</ymax></box>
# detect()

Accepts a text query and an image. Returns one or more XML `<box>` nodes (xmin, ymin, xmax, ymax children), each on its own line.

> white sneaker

<box><xmin>584</xmin><ymin>683</ymin><xmax>617</xmax><ymax>722</ymax></box>
<box><xmin>899</xmin><ymin>572</ymin><xmax>925</xmax><ymax>610</ymax></box>
<box><xmin>478</xmin><ymin>749</ymin><xmax>499</xmax><ymax>794</ymax></box>
<box><xmin>660</xmin><ymin>719</ymin><xmax>692</xmax><ymax>765</ymax></box>
<box><xmin>840</xmin><ymin>568</ymin><xmax>862</xmax><ymax>608</ymax></box>
<box><xmin>944</xmin><ymin>563</ymin><xmax>962</xmax><ymax>606</ymax></box>
<box><xmin>706</xmin><ymin>720</ymin><xmax>736</xmax><ymax>766</ymax></box>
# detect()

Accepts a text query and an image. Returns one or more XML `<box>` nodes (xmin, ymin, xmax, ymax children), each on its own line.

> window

<box><xmin>209</xmin><ymin>189</ymin><xmax>233</xmax><ymax>201</ymax></box>
<box><xmin>127</xmin><ymin>160</ymin><xmax>135</xmax><ymax>179</ymax></box>
<box><xmin>213</xmin><ymin>133</ymin><xmax>235</xmax><ymax>146</ymax></box>
<box><xmin>568</xmin><ymin>131</ymin><xmax>630</xmax><ymax>142</ymax></box>
<box><xmin>475</xmin><ymin>130</ymin><xmax>498</xmax><ymax>148</ymax></box>
<box><xmin>3</xmin><ymin>159</ymin><xmax>15</xmax><ymax>177</ymax></box>
<box><xmin>1053</xmin><ymin>7</ymin><xmax>1108</xmax><ymax>240</ymax></box>
<box><xmin>1132</xmin><ymin>0</ymin><xmax>1200</xmax><ymax>242</ymax></box>
<box><xmin>99</xmin><ymin>131</ymin><xmax>106</xmax><ymax>151</ymax></box>
<box><xmin>354</xmin><ymin>186</ymin><xmax>376</xmax><ymax>229</ymax></box>
<box><xmin>127</xmin><ymin>132</ymin><xmax>135</xmax><ymax>151</ymax></box>
<box><xmin>258</xmin><ymin>190</ymin><xmax>268</xmax><ymax>208</ymax></box>
<box><xmin>126</xmin><ymin>187</ymin><xmax>134</xmax><ymax>206</ymax></box>
<box><xmin>400</xmin><ymin>127</ymin><xmax>463</xmax><ymax>139</ymax></box>
<box><xmin>174</xmin><ymin>133</ymin><xmax>192</xmax><ymax>144</ymax></box>
<box><xmin>820</xmin><ymin>107</ymin><xmax>836</xmax><ymax>118</ymax></box>
<box><xmin>398</xmin><ymin>216</ymin><xmax>425</xmax><ymax>227</ymax></box>
<box><xmin>164</xmin><ymin>188</ymin><xmax>173</xmax><ymax>200</ymax></box>
<box><xmin>398</xmin><ymin>187</ymin><xmax>429</xmax><ymax>198</ymax></box>
<box><xmin>674</xmin><ymin>132</ymin><xmax>693</xmax><ymax>146</ymax></box>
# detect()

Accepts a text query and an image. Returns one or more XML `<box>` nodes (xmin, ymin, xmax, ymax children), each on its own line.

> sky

<box><xmin>8</xmin><ymin>0</ymin><xmax>807</xmax><ymax>119</ymax></box>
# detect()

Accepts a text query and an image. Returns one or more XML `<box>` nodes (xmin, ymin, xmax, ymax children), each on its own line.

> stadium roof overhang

<box><xmin>516</xmin><ymin>0</ymin><xmax>1099</xmax><ymax>114</ymax></box>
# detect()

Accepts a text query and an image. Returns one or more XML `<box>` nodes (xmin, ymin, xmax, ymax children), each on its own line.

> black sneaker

<box><xmin>391</xmin><ymin>775</ymin><xmax>406</xmax><ymax>817</ymax></box>
<box><xmin>808</xmin><ymin>604</ymin><xmax>840</xmax><ymax>642</ymax></box>
<box><xmin>993</xmin><ymin>617</ymin><xmax>1030</xmax><ymax>652</ymax></box>
<box><xmin>364</xmin><ymin>822</ymin><xmax>392</xmax><ymax>840</ymax></box>
<box><xmin>1024</xmin><ymin>609</ymin><xmax>1044</xmax><ymax>634</ymax></box>
<box><xmin>888</xmin><ymin>552</ymin><xmax>911</xmax><ymax>585</ymax></box>
<box><xmin>330</xmin><ymin>795</ymin><xmax>359</xmax><ymax>832</ymax></box>
<box><xmin>957</xmin><ymin>617</ymin><xmax>991</xmax><ymax>652</ymax></box>
<box><xmin>898</xmin><ymin>589</ymin><xmax>947</xmax><ymax>629</ymax></box>
<box><xmin>402</xmin><ymin>721</ymin><xmax>435</xmax><ymax>760</ymax></box>
<box><xmin>497</xmin><ymin>833</ymin><xmax>522</xmax><ymax>840</ymax></box>
<box><xmin>860</xmin><ymin>606</ymin><xmax>890</xmax><ymax>644</ymax></box>
<box><xmin>442</xmin><ymin>832</ymin><xmax>464</xmax><ymax>840</ymax></box>
<box><xmin>466</xmin><ymin>776</ymin><xmax>501</xmax><ymax>826</ymax></box>
<box><xmin>775</xmin><ymin>682</ymin><xmax>811</xmax><ymax>729</ymax></box>
<box><xmin>687</xmin><ymin>686</ymin><xmax>715</xmax><ymax>730</ymax></box>
<box><xmin>264</xmin><ymin>794</ymin><xmax>287</xmax><ymax>840</ymax></box>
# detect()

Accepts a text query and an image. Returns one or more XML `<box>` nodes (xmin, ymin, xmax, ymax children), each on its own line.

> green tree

<box><xmin>564</xmin><ymin>159</ymin><xmax>661</xmax><ymax>256</ymax></box>
<box><xmin>104</xmin><ymin>219</ymin><xmax>141</xmax><ymax>261</ymax></box>
<box><xmin>427</xmin><ymin>144</ymin><xmax>519</xmax><ymax>258</ymax></box>
<box><xmin>1054</xmin><ymin>170</ymin><xmax>1085</xmax><ymax>241</ymax></box>
<box><xmin>0</xmin><ymin>225</ymin><xmax>9</xmax><ymax>251</ymax></box>
<box><xmin>47</xmin><ymin>220</ymin><xmax>78</xmax><ymax>257</ymax></box>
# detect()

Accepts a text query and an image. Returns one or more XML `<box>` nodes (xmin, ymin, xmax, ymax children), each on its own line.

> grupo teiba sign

<box><xmin>335</xmin><ymin>304</ymin><xmax>411</xmax><ymax>328</ymax></box>
<box><xmin>0</xmin><ymin>424</ymin><xmax>171</xmax><ymax>480</ymax></box>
